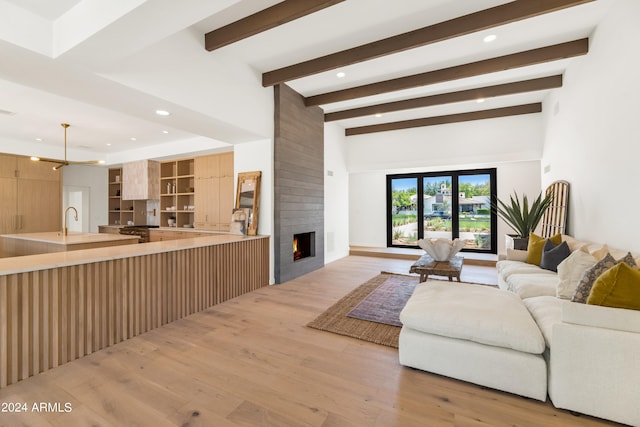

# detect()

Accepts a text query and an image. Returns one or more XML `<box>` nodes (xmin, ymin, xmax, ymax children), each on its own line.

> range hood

<box><xmin>122</xmin><ymin>159</ymin><xmax>160</xmax><ymax>200</ymax></box>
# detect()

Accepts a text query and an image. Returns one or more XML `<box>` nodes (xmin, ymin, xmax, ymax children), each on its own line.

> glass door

<box><xmin>387</xmin><ymin>168</ymin><xmax>497</xmax><ymax>253</ymax></box>
<box><xmin>422</xmin><ymin>176</ymin><xmax>453</xmax><ymax>241</ymax></box>
<box><xmin>389</xmin><ymin>177</ymin><xmax>418</xmax><ymax>246</ymax></box>
<box><xmin>457</xmin><ymin>173</ymin><xmax>492</xmax><ymax>250</ymax></box>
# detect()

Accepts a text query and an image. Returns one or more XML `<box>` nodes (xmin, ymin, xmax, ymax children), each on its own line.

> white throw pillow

<box><xmin>556</xmin><ymin>250</ymin><xmax>597</xmax><ymax>299</ymax></box>
<box><xmin>506</xmin><ymin>248</ymin><xmax>528</xmax><ymax>262</ymax></box>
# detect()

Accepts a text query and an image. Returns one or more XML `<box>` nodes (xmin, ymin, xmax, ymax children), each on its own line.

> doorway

<box><xmin>63</xmin><ymin>186</ymin><xmax>91</xmax><ymax>233</ymax></box>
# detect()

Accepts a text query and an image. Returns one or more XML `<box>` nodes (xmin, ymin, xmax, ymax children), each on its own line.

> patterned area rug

<box><xmin>307</xmin><ymin>273</ymin><xmax>419</xmax><ymax>348</ymax></box>
<box><xmin>346</xmin><ymin>275</ymin><xmax>417</xmax><ymax>327</ymax></box>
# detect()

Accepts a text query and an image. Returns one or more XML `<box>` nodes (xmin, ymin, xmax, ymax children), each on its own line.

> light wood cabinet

<box><xmin>0</xmin><ymin>154</ymin><xmax>61</xmax><ymax>234</ymax></box>
<box><xmin>194</xmin><ymin>152</ymin><xmax>234</xmax><ymax>231</ymax></box>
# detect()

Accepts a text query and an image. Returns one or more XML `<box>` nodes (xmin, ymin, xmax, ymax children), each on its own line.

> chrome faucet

<box><xmin>64</xmin><ymin>206</ymin><xmax>78</xmax><ymax>236</ymax></box>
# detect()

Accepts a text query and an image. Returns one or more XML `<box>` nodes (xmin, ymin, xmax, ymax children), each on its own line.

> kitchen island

<box><xmin>0</xmin><ymin>231</ymin><xmax>139</xmax><ymax>257</ymax></box>
<box><xmin>0</xmin><ymin>233</ymin><xmax>269</xmax><ymax>388</ymax></box>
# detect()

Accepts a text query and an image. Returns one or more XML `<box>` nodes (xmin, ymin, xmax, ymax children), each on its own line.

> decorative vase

<box><xmin>417</xmin><ymin>238</ymin><xmax>466</xmax><ymax>261</ymax></box>
<box><xmin>505</xmin><ymin>234</ymin><xmax>529</xmax><ymax>250</ymax></box>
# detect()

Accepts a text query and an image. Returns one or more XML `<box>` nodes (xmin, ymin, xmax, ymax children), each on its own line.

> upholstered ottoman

<box><xmin>399</xmin><ymin>282</ymin><xmax>547</xmax><ymax>401</ymax></box>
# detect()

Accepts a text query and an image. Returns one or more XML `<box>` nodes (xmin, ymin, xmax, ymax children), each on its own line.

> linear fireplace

<box><xmin>293</xmin><ymin>232</ymin><xmax>315</xmax><ymax>261</ymax></box>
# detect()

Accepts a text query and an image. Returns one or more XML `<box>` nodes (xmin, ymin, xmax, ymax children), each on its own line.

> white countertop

<box><xmin>0</xmin><ymin>234</ymin><xmax>268</xmax><ymax>275</ymax></box>
<box><xmin>1</xmin><ymin>231</ymin><xmax>139</xmax><ymax>246</ymax></box>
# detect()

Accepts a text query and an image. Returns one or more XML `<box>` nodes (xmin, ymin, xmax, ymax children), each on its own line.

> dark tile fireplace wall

<box><xmin>274</xmin><ymin>84</ymin><xmax>325</xmax><ymax>283</ymax></box>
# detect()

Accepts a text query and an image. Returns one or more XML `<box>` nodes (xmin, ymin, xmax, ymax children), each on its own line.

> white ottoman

<box><xmin>399</xmin><ymin>281</ymin><xmax>547</xmax><ymax>401</ymax></box>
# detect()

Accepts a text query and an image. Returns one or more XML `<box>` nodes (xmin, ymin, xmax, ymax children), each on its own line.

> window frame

<box><xmin>386</xmin><ymin>168</ymin><xmax>497</xmax><ymax>254</ymax></box>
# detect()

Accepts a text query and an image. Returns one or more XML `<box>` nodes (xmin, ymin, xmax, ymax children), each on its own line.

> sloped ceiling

<box><xmin>0</xmin><ymin>0</ymin><xmax>614</xmax><ymax>164</ymax></box>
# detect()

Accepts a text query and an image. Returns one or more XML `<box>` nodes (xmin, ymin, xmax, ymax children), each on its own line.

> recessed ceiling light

<box><xmin>483</xmin><ymin>34</ymin><xmax>497</xmax><ymax>43</ymax></box>
<box><xmin>476</xmin><ymin>98</ymin><xmax>486</xmax><ymax>103</ymax></box>
<box><xmin>106</xmin><ymin>143</ymin><xmax>112</xmax><ymax>146</ymax></box>
<box><xmin>336</xmin><ymin>72</ymin><xmax>346</xmax><ymax>78</ymax></box>
<box><xmin>162</xmin><ymin>130</ymin><xmax>169</xmax><ymax>134</ymax></box>
<box><xmin>155</xmin><ymin>109</ymin><xmax>170</xmax><ymax>116</ymax></box>
<box><xmin>130</xmin><ymin>137</ymin><xmax>137</xmax><ymax>141</ymax></box>
<box><xmin>35</xmin><ymin>138</ymin><xmax>42</xmax><ymax>142</ymax></box>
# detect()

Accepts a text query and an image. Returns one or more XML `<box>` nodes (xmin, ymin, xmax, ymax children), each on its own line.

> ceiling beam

<box><xmin>325</xmin><ymin>75</ymin><xmax>562</xmax><ymax>122</ymax></box>
<box><xmin>306</xmin><ymin>39</ymin><xmax>587</xmax><ymax>106</ymax></box>
<box><xmin>345</xmin><ymin>103</ymin><xmax>542</xmax><ymax>136</ymax></box>
<box><xmin>205</xmin><ymin>0</ymin><xmax>346</xmax><ymax>51</ymax></box>
<box><xmin>262</xmin><ymin>0</ymin><xmax>594</xmax><ymax>86</ymax></box>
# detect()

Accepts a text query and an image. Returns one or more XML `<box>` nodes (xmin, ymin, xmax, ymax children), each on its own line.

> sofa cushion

<box><xmin>572</xmin><ymin>253</ymin><xmax>637</xmax><ymax>303</ymax></box>
<box><xmin>523</xmin><ymin>296</ymin><xmax>563</xmax><ymax>348</ymax></box>
<box><xmin>525</xmin><ymin>233</ymin><xmax>562</xmax><ymax>265</ymax></box>
<box><xmin>506</xmin><ymin>273</ymin><xmax>559</xmax><ymax>299</ymax></box>
<box><xmin>587</xmin><ymin>262</ymin><xmax>640</xmax><ymax>310</ymax></box>
<box><xmin>556</xmin><ymin>250</ymin><xmax>597</xmax><ymax>300</ymax></box>
<box><xmin>497</xmin><ymin>260</ymin><xmax>556</xmax><ymax>281</ymax></box>
<box><xmin>400</xmin><ymin>282</ymin><xmax>545</xmax><ymax>354</ymax></box>
<box><xmin>540</xmin><ymin>240</ymin><xmax>570</xmax><ymax>272</ymax></box>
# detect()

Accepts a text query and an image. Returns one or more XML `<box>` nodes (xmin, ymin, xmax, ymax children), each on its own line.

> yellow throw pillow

<box><xmin>587</xmin><ymin>263</ymin><xmax>640</xmax><ymax>310</ymax></box>
<box><xmin>525</xmin><ymin>233</ymin><xmax>562</xmax><ymax>265</ymax></box>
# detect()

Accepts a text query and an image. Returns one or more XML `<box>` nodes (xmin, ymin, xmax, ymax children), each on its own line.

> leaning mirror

<box><xmin>235</xmin><ymin>171</ymin><xmax>261</xmax><ymax>236</ymax></box>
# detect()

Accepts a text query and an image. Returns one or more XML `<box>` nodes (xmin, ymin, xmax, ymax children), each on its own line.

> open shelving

<box><xmin>160</xmin><ymin>158</ymin><xmax>195</xmax><ymax>228</ymax></box>
<box><xmin>108</xmin><ymin>167</ymin><xmax>135</xmax><ymax>225</ymax></box>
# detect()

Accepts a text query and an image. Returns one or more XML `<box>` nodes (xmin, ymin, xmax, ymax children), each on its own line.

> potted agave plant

<box><xmin>492</xmin><ymin>191</ymin><xmax>554</xmax><ymax>250</ymax></box>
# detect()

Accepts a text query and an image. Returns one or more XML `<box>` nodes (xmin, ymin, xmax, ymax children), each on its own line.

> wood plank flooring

<box><xmin>0</xmin><ymin>256</ymin><xmax>620</xmax><ymax>426</ymax></box>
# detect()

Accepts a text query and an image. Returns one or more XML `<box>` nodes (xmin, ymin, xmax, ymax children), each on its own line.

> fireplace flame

<box><xmin>293</xmin><ymin>237</ymin><xmax>301</xmax><ymax>260</ymax></box>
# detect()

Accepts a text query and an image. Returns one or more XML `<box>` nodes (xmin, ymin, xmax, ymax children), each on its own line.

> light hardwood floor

<box><xmin>0</xmin><ymin>256</ymin><xmax>620</xmax><ymax>426</ymax></box>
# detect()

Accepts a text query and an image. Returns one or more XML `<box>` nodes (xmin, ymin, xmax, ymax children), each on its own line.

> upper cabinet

<box><xmin>122</xmin><ymin>160</ymin><xmax>160</xmax><ymax>200</ymax></box>
<box><xmin>194</xmin><ymin>152</ymin><xmax>234</xmax><ymax>231</ymax></box>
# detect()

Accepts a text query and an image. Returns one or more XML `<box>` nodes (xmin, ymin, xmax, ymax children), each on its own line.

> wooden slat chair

<box><xmin>541</xmin><ymin>180</ymin><xmax>569</xmax><ymax>238</ymax></box>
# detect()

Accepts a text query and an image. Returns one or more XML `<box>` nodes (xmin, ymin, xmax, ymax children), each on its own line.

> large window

<box><xmin>387</xmin><ymin>168</ymin><xmax>497</xmax><ymax>253</ymax></box>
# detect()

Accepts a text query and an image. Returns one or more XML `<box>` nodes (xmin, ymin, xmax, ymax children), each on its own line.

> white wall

<box><xmin>349</xmin><ymin>161</ymin><xmax>541</xmax><ymax>255</ymax></box>
<box><xmin>346</xmin><ymin>114</ymin><xmax>546</xmax><ymax>255</ymax></box>
<box><xmin>234</xmin><ymin>139</ymin><xmax>274</xmax><ymax>283</ymax></box>
<box><xmin>346</xmin><ymin>114</ymin><xmax>543</xmax><ymax>173</ymax></box>
<box><xmin>541</xmin><ymin>0</ymin><xmax>640</xmax><ymax>252</ymax></box>
<box><xmin>62</xmin><ymin>164</ymin><xmax>108</xmax><ymax>233</ymax></box>
<box><xmin>324</xmin><ymin>123</ymin><xmax>350</xmax><ymax>263</ymax></box>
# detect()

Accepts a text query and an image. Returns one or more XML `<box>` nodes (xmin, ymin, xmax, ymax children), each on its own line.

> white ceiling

<box><xmin>0</xmin><ymin>0</ymin><xmax>614</xmax><ymax>164</ymax></box>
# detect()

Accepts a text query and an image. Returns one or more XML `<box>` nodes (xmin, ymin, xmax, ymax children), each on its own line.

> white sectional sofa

<box><xmin>400</xmin><ymin>236</ymin><xmax>640</xmax><ymax>426</ymax></box>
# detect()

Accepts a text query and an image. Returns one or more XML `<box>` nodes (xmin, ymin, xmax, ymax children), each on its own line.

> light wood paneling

<box><xmin>16</xmin><ymin>179</ymin><xmax>62</xmax><ymax>233</ymax></box>
<box><xmin>0</xmin><ymin>236</ymin><xmax>269</xmax><ymax>389</ymax></box>
<box><xmin>0</xmin><ymin>154</ymin><xmax>61</xmax><ymax>238</ymax></box>
<box><xmin>193</xmin><ymin>153</ymin><xmax>234</xmax><ymax>231</ymax></box>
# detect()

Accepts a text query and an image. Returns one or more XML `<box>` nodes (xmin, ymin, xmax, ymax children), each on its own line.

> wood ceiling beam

<box><xmin>205</xmin><ymin>0</ymin><xmax>345</xmax><ymax>51</ymax></box>
<box><xmin>345</xmin><ymin>103</ymin><xmax>542</xmax><ymax>136</ymax></box>
<box><xmin>262</xmin><ymin>0</ymin><xmax>594</xmax><ymax>86</ymax></box>
<box><xmin>325</xmin><ymin>75</ymin><xmax>562</xmax><ymax>122</ymax></box>
<box><xmin>306</xmin><ymin>39</ymin><xmax>587</xmax><ymax>106</ymax></box>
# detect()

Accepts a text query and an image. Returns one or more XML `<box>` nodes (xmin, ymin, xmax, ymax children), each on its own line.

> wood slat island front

<box><xmin>0</xmin><ymin>234</ymin><xmax>269</xmax><ymax>388</ymax></box>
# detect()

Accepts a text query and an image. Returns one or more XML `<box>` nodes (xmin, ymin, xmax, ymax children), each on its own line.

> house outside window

<box><xmin>387</xmin><ymin>168</ymin><xmax>497</xmax><ymax>254</ymax></box>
